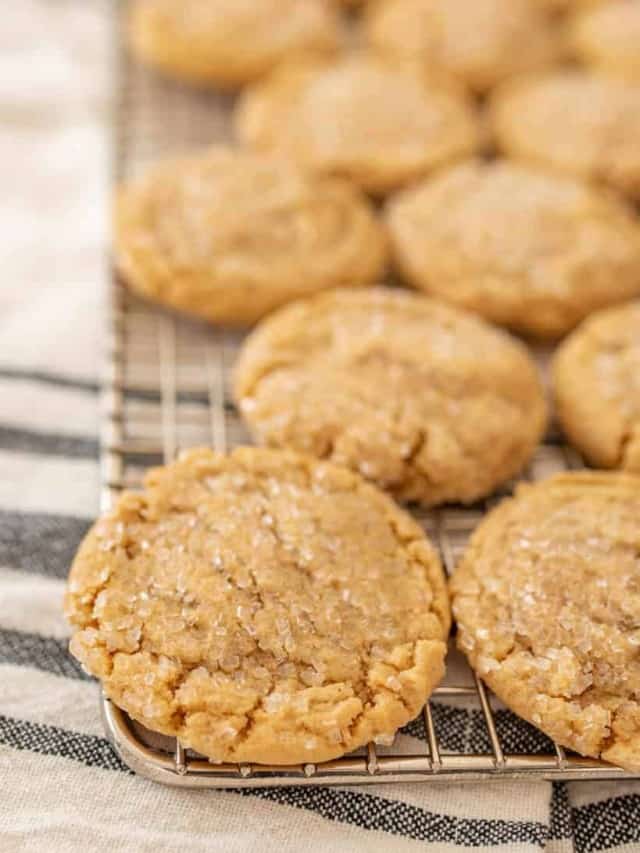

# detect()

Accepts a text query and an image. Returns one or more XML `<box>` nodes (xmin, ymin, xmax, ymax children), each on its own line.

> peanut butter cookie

<box><xmin>386</xmin><ymin>159</ymin><xmax>640</xmax><ymax>338</ymax></box>
<box><xmin>451</xmin><ymin>471</ymin><xmax>640</xmax><ymax>771</ymax></box>
<box><xmin>127</xmin><ymin>0</ymin><xmax>341</xmax><ymax>89</ymax></box>
<box><xmin>65</xmin><ymin>447</ymin><xmax>450</xmax><ymax>765</ymax></box>
<box><xmin>491</xmin><ymin>71</ymin><xmax>640</xmax><ymax>199</ymax></box>
<box><xmin>234</xmin><ymin>54</ymin><xmax>480</xmax><ymax>195</ymax></box>
<box><xmin>114</xmin><ymin>147</ymin><xmax>387</xmax><ymax>326</ymax></box>
<box><xmin>552</xmin><ymin>302</ymin><xmax>640</xmax><ymax>471</ymax></box>
<box><xmin>233</xmin><ymin>288</ymin><xmax>547</xmax><ymax>506</ymax></box>
<box><xmin>365</xmin><ymin>0</ymin><xmax>560</xmax><ymax>94</ymax></box>
<box><xmin>569</xmin><ymin>1</ymin><xmax>640</xmax><ymax>81</ymax></box>
<box><xmin>537</xmin><ymin>0</ymin><xmax>606</xmax><ymax>12</ymax></box>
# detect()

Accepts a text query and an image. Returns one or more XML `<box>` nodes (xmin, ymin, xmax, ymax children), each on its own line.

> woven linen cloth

<box><xmin>0</xmin><ymin>2</ymin><xmax>639</xmax><ymax>850</ymax></box>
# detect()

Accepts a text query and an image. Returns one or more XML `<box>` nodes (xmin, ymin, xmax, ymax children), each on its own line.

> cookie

<box><xmin>114</xmin><ymin>147</ymin><xmax>387</xmax><ymax>327</ymax></box>
<box><xmin>451</xmin><ymin>471</ymin><xmax>640</xmax><ymax>771</ymax></box>
<box><xmin>386</xmin><ymin>159</ymin><xmax>640</xmax><ymax>338</ymax></box>
<box><xmin>65</xmin><ymin>447</ymin><xmax>450</xmax><ymax>765</ymax></box>
<box><xmin>234</xmin><ymin>54</ymin><xmax>480</xmax><ymax>195</ymax></box>
<box><xmin>490</xmin><ymin>71</ymin><xmax>640</xmax><ymax>199</ymax></box>
<box><xmin>538</xmin><ymin>0</ymin><xmax>606</xmax><ymax>11</ymax></box>
<box><xmin>365</xmin><ymin>0</ymin><xmax>560</xmax><ymax>95</ymax></box>
<box><xmin>569</xmin><ymin>1</ymin><xmax>640</xmax><ymax>81</ymax></box>
<box><xmin>552</xmin><ymin>302</ymin><xmax>640</xmax><ymax>471</ymax></box>
<box><xmin>233</xmin><ymin>288</ymin><xmax>547</xmax><ymax>506</ymax></box>
<box><xmin>127</xmin><ymin>0</ymin><xmax>341</xmax><ymax>89</ymax></box>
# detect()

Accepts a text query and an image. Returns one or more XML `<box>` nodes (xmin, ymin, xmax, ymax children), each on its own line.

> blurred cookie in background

<box><xmin>234</xmin><ymin>287</ymin><xmax>547</xmax><ymax>507</ymax></box>
<box><xmin>553</xmin><ymin>302</ymin><xmax>640</xmax><ymax>472</ymax></box>
<box><xmin>127</xmin><ymin>0</ymin><xmax>342</xmax><ymax>89</ymax></box>
<box><xmin>114</xmin><ymin>146</ymin><xmax>387</xmax><ymax>326</ymax></box>
<box><xmin>569</xmin><ymin>1</ymin><xmax>640</xmax><ymax>80</ymax></box>
<box><xmin>490</xmin><ymin>70</ymin><xmax>640</xmax><ymax>199</ymax></box>
<box><xmin>235</xmin><ymin>54</ymin><xmax>481</xmax><ymax>195</ymax></box>
<box><xmin>365</xmin><ymin>0</ymin><xmax>561</xmax><ymax>95</ymax></box>
<box><xmin>537</xmin><ymin>0</ymin><xmax>607</xmax><ymax>11</ymax></box>
<box><xmin>386</xmin><ymin>159</ymin><xmax>640</xmax><ymax>338</ymax></box>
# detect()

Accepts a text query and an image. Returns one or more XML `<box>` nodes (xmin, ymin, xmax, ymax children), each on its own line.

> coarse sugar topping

<box><xmin>451</xmin><ymin>470</ymin><xmax>640</xmax><ymax>770</ymax></box>
<box><xmin>65</xmin><ymin>446</ymin><xmax>449</xmax><ymax>764</ymax></box>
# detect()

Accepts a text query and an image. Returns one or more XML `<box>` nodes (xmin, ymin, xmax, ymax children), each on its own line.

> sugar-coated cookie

<box><xmin>365</xmin><ymin>0</ymin><xmax>560</xmax><ymax>94</ymax></box>
<box><xmin>234</xmin><ymin>287</ymin><xmax>547</xmax><ymax>506</ymax></box>
<box><xmin>452</xmin><ymin>471</ymin><xmax>640</xmax><ymax>771</ymax></box>
<box><xmin>235</xmin><ymin>54</ymin><xmax>480</xmax><ymax>195</ymax></box>
<box><xmin>491</xmin><ymin>71</ymin><xmax>640</xmax><ymax>199</ymax></box>
<box><xmin>128</xmin><ymin>0</ymin><xmax>341</xmax><ymax>88</ymax></box>
<box><xmin>114</xmin><ymin>147</ymin><xmax>387</xmax><ymax>326</ymax></box>
<box><xmin>552</xmin><ymin>302</ymin><xmax>640</xmax><ymax>471</ymax></box>
<box><xmin>65</xmin><ymin>447</ymin><xmax>450</xmax><ymax>764</ymax></box>
<box><xmin>569</xmin><ymin>1</ymin><xmax>640</xmax><ymax>81</ymax></box>
<box><xmin>386</xmin><ymin>159</ymin><xmax>640</xmax><ymax>337</ymax></box>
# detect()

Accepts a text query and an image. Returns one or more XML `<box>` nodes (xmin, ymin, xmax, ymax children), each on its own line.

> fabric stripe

<box><xmin>0</xmin><ymin>425</ymin><xmax>98</xmax><ymax>460</ymax></box>
<box><xmin>0</xmin><ymin>629</ymin><xmax>86</xmax><ymax>681</ymax></box>
<box><xmin>0</xmin><ymin>715</ymin><xmax>129</xmax><ymax>773</ymax></box>
<box><xmin>0</xmin><ymin>666</ymin><xmax>551</xmax><ymax>839</ymax></box>
<box><xmin>0</xmin><ymin>751</ymin><xmax>463</xmax><ymax>853</ymax></box>
<box><xmin>0</xmin><ymin>378</ymin><xmax>98</xmax><ymax>438</ymax></box>
<box><xmin>2</xmin><ymin>280</ymin><xmax>102</xmax><ymax>384</ymax></box>
<box><xmin>0</xmin><ymin>451</ymin><xmax>99</xmax><ymax>516</ymax></box>
<box><xmin>549</xmin><ymin>783</ymin><xmax>573</xmax><ymax>841</ymax></box>
<box><xmin>0</xmin><ymin>623</ymin><xmax>556</xmax><ymax>758</ymax></box>
<box><xmin>572</xmin><ymin>795</ymin><xmax>640</xmax><ymax>853</ymax></box>
<box><xmin>0</xmin><ymin>714</ymin><xmax>549</xmax><ymax>848</ymax></box>
<box><xmin>0</xmin><ymin>510</ymin><xmax>91</xmax><ymax>578</ymax></box>
<box><xmin>404</xmin><ymin>703</ymin><xmax>553</xmax><ymax>756</ymax></box>
<box><xmin>0</xmin><ymin>568</ymin><xmax>68</xmax><ymax>638</ymax></box>
<box><xmin>237</xmin><ymin>788</ymin><xmax>549</xmax><ymax>848</ymax></box>
<box><xmin>0</xmin><ymin>367</ymin><xmax>98</xmax><ymax>394</ymax></box>
<box><xmin>0</xmin><ymin>367</ymin><xmax>233</xmax><ymax>407</ymax></box>
<box><xmin>572</xmin><ymin>796</ymin><xmax>640</xmax><ymax>853</ymax></box>
<box><xmin>1</xmin><ymin>664</ymin><xmax>103</xmax><ymax>738</ymax></box>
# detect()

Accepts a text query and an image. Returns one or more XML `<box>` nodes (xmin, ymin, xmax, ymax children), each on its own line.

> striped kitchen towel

<box><xmin>0</xmin><ymin>1</ymin><xmax>639</xmax><ymax>850</ymax></box>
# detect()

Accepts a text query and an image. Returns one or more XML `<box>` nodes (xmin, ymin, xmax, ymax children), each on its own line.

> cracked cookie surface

<box><xmin>65</xmin><ymin>447</ymin><xmax>450</xmax><ymax>764</ymax></box>
<box><xmin>114</xmin><ymin>146</ymin><xmax>387</xmax><ymax>326</ymax></box>
<box><xmin>451</xmin><ymin>471</ymin><xmax>640</xmax><ymax>771</ymax></box>
<box><xmin>365</xmin><ymin>0</ymin><xmax>560</xmax><ymax>95</ymax></box>
<box><xmin>490</xmin><ymin>71</ymin><xmax>640</xmax><ymax>199</ymax></box>
<box><xmin>552</xmin><ymin>302</ymin><xmax>640</xmax><ymax>472</ymax></box>
<box><xmin>127</xmin><ymin>0</ymin><xmax>341</xmax><ymax>89</ymax></box>
<box><xmin>234</xmin><ymin>54</ymin><xmax>480</xmax><ymax>195</ymax></box>
<box><xmin>233</xmin><ymin>288</ymin><xmax>547</xmax><ymax>506</ymax></box>
<box><xmin>386</xmin><ymin>159</ymin><xmax>640</xmax><ymax>338</ymax></box>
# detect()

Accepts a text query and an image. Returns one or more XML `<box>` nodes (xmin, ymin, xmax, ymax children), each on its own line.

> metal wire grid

<box><xmin>100</xmin><ymin>10</ymin><xmax>637</xmax><ymax>786</ymax></box>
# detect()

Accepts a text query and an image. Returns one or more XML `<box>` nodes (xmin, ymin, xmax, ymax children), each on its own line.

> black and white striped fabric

<box><xmin>1</xmin><ymin>2</ymin><xmax>639</xmax><ymax>850</ymax></box>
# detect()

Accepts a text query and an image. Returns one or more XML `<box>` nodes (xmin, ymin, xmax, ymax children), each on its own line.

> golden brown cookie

<box><xmin>451</xmin><ymin>471</ymin><xmax>640</xmax><ymax>771</ymax></box>
<box><xmin>552</xmin><ymin>302</ymin><xmax>640</xmax><ymax>471</ymax></box>
<box><xmin>569</xmin><ymin>1</ymin><xmax>640</xmax><ymax>80</ymax></box>
<box><xmin>234</xmin><ymin>54</ymin><xmax>480</xmax><ymax>195</ymax></box>
<box><xmin>233</xmin><ymin>288</ymin><xmax>547</xmax><ymax>506</ymax></box>
<box><xmin>386</xmin><ymin>159</ymin><xmax>640</xmax><ymax>338</ymax></box>
<box><xmin>490</xmin><ymin>70</ymin><xmax>640</xmax><ymax>199</ymax></box>
<box><xmin>127</xmin><ymin>0</ymin><xmax>342</xmax><ymax>89</ymax></box>
<box><xmin>537</xmin><ymin>0</ymin><xmax>606</xmax><ymax>11</ymax></box>
<box><xmin>365</xmin><ymin>0</ymin><xmax>560</xmax><ymax>94</ymax></box>
<box><xmin>114</xmin><ymin>147</ymin><xmax>387</xmax><ymax>326</ymax></box>
<box><xmin>65</xmin><ymin>446</ymin><xmax>450</xmax><ymax>765</ymax></box>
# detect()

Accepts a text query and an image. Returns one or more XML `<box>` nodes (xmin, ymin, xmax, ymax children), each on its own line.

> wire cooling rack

<box><xmin>100</xmin><ymin>5</ymin><xmax>638</xmax><ymax>787</ymax></box>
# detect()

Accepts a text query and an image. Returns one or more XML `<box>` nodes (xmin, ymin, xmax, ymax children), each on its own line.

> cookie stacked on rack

<box><xmin>66</xmin><ymin>0</ymin><xmax>640</xmax><ymax>772</ymax></box>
